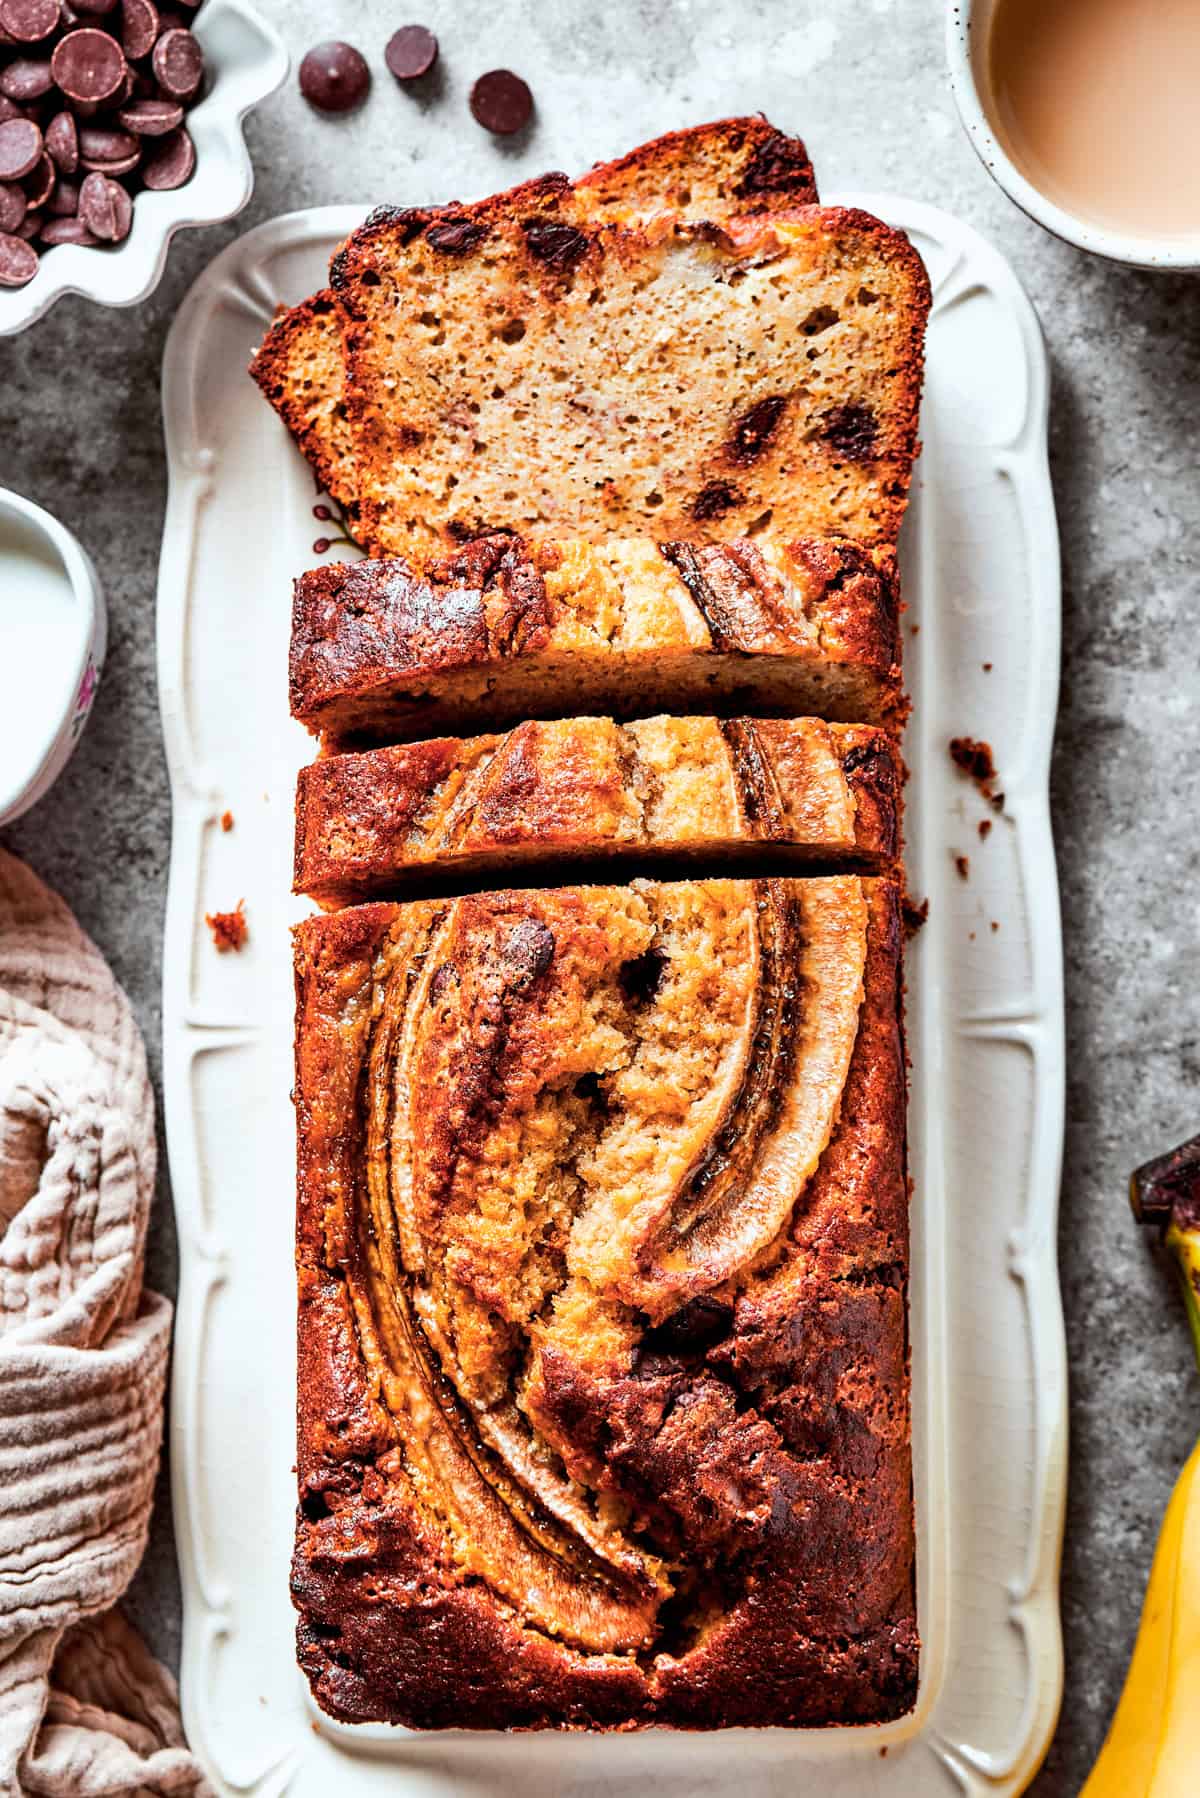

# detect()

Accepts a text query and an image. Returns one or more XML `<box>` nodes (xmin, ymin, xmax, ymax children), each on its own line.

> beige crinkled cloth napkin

<box><xmin>0</xmin><ymin>849</ymin><xmax>212</xmax><ymax>1798</ymax></box>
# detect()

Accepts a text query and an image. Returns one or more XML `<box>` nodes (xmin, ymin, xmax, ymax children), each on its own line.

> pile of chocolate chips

<box><xmin>0</xmin><ymin>0</ymin><xmax>205</xmax><ymax>289</ymax></box>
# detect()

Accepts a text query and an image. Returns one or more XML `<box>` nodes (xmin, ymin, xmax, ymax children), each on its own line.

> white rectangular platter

<box><xmin>158</xmin><ymin>194</ymin><xmax>1065</xmax><ymax>1798</ymax></box>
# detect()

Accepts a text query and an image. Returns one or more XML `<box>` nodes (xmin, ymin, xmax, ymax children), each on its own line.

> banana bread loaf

<box><xmin>249</xmin><ymin>117</ymin><xmax>818</xmax><ymax>511</ymax></box>
<box><xmin>292</xmin><ymin>875</ymin><xmax>916</xmax><ymax>1728</ymax></box>
<box><xmin>295</xmin><ymin>714</ymin><xmax>901</xmax><ymax>906</ymax></box>
<box><xmin>331</xmin><ymin>191</ymin><xmax>928</xmax><ymax>560</ymax></box>
<box><xmin>290</xmin><ymin>533</ymin><xmax>903</xmax><ymax>745</ymax></box>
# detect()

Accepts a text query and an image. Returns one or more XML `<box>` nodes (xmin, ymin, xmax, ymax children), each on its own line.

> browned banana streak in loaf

<box><xmin>293</xmin><ymin>713</ymin><xmax>902</xmax><ymax>906</ymax></box>
<box><xmin>288</xmin><ymin>534</ymin><xmax>904</xmax><ymax>745</ymax></box>
<box><xmin>293</xmin><ymin>876</ymin><xmax>916</xmax><ymax>1729</ymax></box>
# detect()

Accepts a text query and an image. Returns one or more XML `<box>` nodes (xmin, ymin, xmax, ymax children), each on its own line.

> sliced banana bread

<box><xmin>250</xmin><ymin>117</ymin><xmax>818</xmax><ymax>511</ymax></box>
<box><xmin>295</xmin><ymin>714</ymin><xmax>901</xmax><ymax>905</ymax></box>
<box><xmin>290</xmin><ymin>533</ymin><xmax>902</xmax><ymax>745</ymax></box>
<box><xmin>331</xmin><ymin>193</ymin><xmax>929</xmax><ymax>560</ymax></box>
<box><xmin>293</xmin><ymin>874</ymin><xmax>915</xmax><ymax>1729</ymax></box>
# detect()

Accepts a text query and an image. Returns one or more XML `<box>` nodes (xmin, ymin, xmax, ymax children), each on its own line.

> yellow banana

<box><xmin>1080</xmin><ymin>1139</ymin><xmax>1200</xmax><ymax>1798</ymax></box>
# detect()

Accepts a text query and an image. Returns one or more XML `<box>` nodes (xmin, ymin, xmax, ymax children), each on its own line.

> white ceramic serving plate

<box><xmin>0</xmin><ymin>0</ymin><xmax>287</xmax><ymax>337</ymax></box>
<box><xmin>0</xmin><ymin>485</ymin><xmax>106</xmax><ymax>824</ymax></box>
<box><xmin>158</xmin><ymin>195</ymin><xmax>1065</xmax><ymax>1798</ymax></box>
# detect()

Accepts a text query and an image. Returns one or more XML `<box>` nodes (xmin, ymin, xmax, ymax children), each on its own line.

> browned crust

<box><xmin>250</xmin><ymin>118</ymin><xmax>818</xmax><ymax>510</ymax></box>
<box><xmin>291</xmin><ymin>878</ymin><xmax>915</xmax><ymax>1729</ymax></box>
<box><xmin>287</xmin><ymin>535</ymin><xmax>902</xmax><ymax>742</ymax></box>
<box><xmin>293</xmin><ymin>718</ymin><xmax>902</xmax><ymax>906</ymax></box>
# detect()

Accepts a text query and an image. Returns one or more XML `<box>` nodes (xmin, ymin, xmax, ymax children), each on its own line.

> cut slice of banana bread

<box><xmin>331</xmin><ymin>193</ymin><xmax>929</xmax><ymax>560</ymax></box>
<box><xmin>290</xmin><ymin>533</ymin><xmax>902</xmax><ymax>745</ymax></box>
<box><xmin>295</xmin><ymin>714</ymin><xmax>901</xmax><ymax>905</ymax></box>
<box><xmin>293</xmin><ymin>874</ymin><xmax>915</xmax><ymax>1729</ymax></box>
<box><xmin>250</xmin><ymin>117</ymin><xmax>818</xmax><ymax>511</ymax></box>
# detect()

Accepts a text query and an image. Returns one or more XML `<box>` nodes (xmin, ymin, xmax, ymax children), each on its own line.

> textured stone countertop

<box><xmin>2</xmin><ymin>0</ymin><xmax>1198</xmax><ymax>1790</ymax></box>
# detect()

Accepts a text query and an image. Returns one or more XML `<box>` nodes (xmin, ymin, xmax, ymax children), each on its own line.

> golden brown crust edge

<box><xmin>291</xmin><ymin>878</ymin><xmax>916</xmax><ymax>1730</ymax></box>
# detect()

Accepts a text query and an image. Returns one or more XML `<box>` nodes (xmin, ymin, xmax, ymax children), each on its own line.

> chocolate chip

<box><xmin>0</xmin><ymin>56</ymin><xmax>54</xmax><ymax>100</ymax></box>
<box><xmin>424</xmin><ymin>216</ymin><xmax>487</xmax><ymax>254</ymax></box>
<box><xmin>22</xmin><ymin>148</ymin><xmax>53</xmax><ymax>205</ymax></box>
<box><xmin>522</xmin><ymin>217</ymin><xmax>589</xmax><ymax>269</ymax></box>
<box><xmin>78</xmin><ymin>166</ymin><xmax>129</xmax><ymax>237</ymax></box>
<box><xmin>0</xmin><ymin>227</ymin><xmax>37</xmax><ymax>283</ymax></box>
<box><xmin>822</xmin><ymin>401</ymin><xmax>878</xmax><ymax>461</ymax></box>
<box><xmin>384</xmin><ymin>24</ymin><xmax>437</xmax><ymax>81</ymax></box>
<box><xmin>690</xmin><ymin>478</ymin><xmax>744</xmax><ymax>521</ymax></box>
<box><xmin>0</xmin><ymin>96</ymin><xmax>28</xmax><ymax>120</ymax></box>
<box><xmin>71</xmin><ymin>0</ymin><xmax>119</xmax><ymax>13</ymax></box>
<box><xmin>139</xmin><ymin>120</ymin><xmax>191</xmax><ymax>186</ymax></box>
<box><xmin>118</xmin><ymin>0</ymin><xmax>157</xmax><ymax>59</ymax></box>
<box><xmin>0</xmin><ymin>116</ymin><xmax>41</xmax><ymax>179</ymax></box>
<box><xmin>80</xmin><ymin>142</ymin><xmax>137</xmax><ymax>173</ymax></box>
<box><xmin>46</xmin><ymin>172</ymin><xmax>78</xmax><ymax>212</ymax></box>
<box><xmin>13</xmin><ymin>206</ymin><xmax>39</xmax><ymax>236</ymax></box>
<box><xmin>51</xmin><ymin>28</ymin><xmax>127</xmax><ymax>103</ymax></box>
<box><xmin>0</xmin><ymin>179</ymin><xmax>24</xmax><ymax>230</ymax></box>
<box><xmin>40</xmin><ymin>212</ymin><xmax>98</xmax><ymax>242</ymax></box>
<box><xmin>298</xmin><ymin>40</ymin><xmax>369</xmax><ymax>113</ymax></box>
<box><xmin>117</xmin><ymin>95</ymin><xmax>180</xmax><ymax>133</ymax></box>
<box><xmin>728</xmin><ymin>394</ymin><xmax>789</xmax><ymax>463</ymax></box>
<box><xmin>469</xmin><ymin>68</ymin><xmax>532</xmax><ymax>135</ymax></box>
<box><xmin>0</xmin><ymin>0</ymin><xmax>59</xmax><ymax>44</ymax></box>
<box><xmin>151</xmin><ymin>24</ymin><xmax>201</xmax><ymax>99</ymax></box>
<box><xmin>45</xmin><ymin>109</ymin><xmax>79</xmax><ymax>171</ymax></box>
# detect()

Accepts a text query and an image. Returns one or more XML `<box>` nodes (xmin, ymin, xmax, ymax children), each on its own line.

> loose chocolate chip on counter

<box><xmin>118</xmin><ymin>0</ymin><xmax>157</xmax><ymax>59</ymax></box>
<box><xmin>140</xmin><ymin>120</ymin><xmax>191</xmax><ymax>186</ymax></box>
<box><xmin>385</xmin><ymin>24</ymin><xmax>437</xmax><ymax>81</ymax></box>
<box><xmin>0</xmin><ymin>0</ymin><xmax>59</xmax><ymax>44</ymax></box>
<box><xmin>46</xmin><ymin>173</ymin><xmax>79</xmax><ymax>212</ymax></box>
<box><xmin>0</xmin><ymin>115</ymin><xmax>41</xmax><ymax>178</ymax></box>
<box><xmin>45</xmin><ymin>109</ymin><xmax>79</xmax><ymax>170</ymax></box>
<box><xmin>40</xmin><ymin>212</ymin><xmax>98</xmax><ymax>241</ymax></box>
<box><xmin>0</xmin><ymin>226</ymin><xmax>37</xmax><ymax>283</ymax></box>
<box><xmin>117</xmin><ymin>95</ymin><xmax>180</xmax><ymax>133</ymax></box>
<box><xmin>51</xmin><ymin>27</ymin><xmax>127</xmax><ymax>103</ymax></box>
<box><xmin>0</xmin><ymin>178</ymin><xmax>24</xmax><ymax>230</ymax></box>
<box><xmin>298</xmin><ymin>40</ymin><xmax>370</xmax><ymax>113</ymax></box>
<box><xmin>22</xmin><ymin>146</ymin><xmax>52</xmax><ymax>204</ymax></box>
<box><xmin>151</xmin><ymin>25</ymin><xmax>201</xmax><ymax>99</ymax></box>
<box><xmin>0</xmin><ymin>55</ymin><xmax>53</xmax><ymax>100</ymax></box>
<box><xmin>469</xmin><ymin>68</ymin><xmax>533</xmax><ymax>135</ymax></box>
<box><xmin>78</xmin><ymin>166</ymin><xmax>129</xmax><ymax>236</ymax></box>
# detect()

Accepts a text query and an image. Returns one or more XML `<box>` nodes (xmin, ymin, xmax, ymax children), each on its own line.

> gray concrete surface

<box><xmin>2</xmin><ymin>0</ymin><xmax>1198</xmax><ymax>1789</ymax></box>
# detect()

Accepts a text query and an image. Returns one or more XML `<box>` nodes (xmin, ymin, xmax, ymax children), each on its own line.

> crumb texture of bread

<box><xmin>293</xmin><ymin>875</ymin><xmax>916</xmax><ymax>1729</ymax></box>
<box><xmin>249</xmin><ymin>118</ymin><xmax>818</xmax><ymax>509</ymax></box>
<box><xmin>294</xmin><ymin>715</ymin><xmax>901</xmax><ymax>904</ymax></box>
<box><xmin>289</xmin><ymin>533</ymin><xmax>902</xmax><ymax>742</ymax></box>
<box><xmin>331</xmin><ymin>200</ymin><xmax>928</xmax><ymax>560</ymax></box>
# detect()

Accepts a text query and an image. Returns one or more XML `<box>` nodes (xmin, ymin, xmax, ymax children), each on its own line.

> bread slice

<box><xmin>295</xmin><ymin>714</ymin><xmax>901</xmax><ymax>906</ymax></box>
<box><xmin>290</xmin><ymin>533</ymin><xmax>902</xmax><ymax>746</ymax></box>
<box><xmin>250</xmin><ymin>117</ymin><xmax>818</xmax><ymax>511</ymax></box>
<box><xmin>331</xmin><ymin>191</ymin><xmax>929</xmax><ymax>560</ymax></box>
<box><xmin>292</xmin><ymin>874</ymin><xmax>915</xmax><ymax>1728</ymax></box>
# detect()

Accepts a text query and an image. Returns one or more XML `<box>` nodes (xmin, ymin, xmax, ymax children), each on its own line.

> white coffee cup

<box><xmin>947</xmin><ymin>0</ymin><xmax>1200</xmax><ymax>270</ymax></box>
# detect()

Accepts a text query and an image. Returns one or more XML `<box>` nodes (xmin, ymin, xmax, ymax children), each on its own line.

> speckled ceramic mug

<box><xmin>947</xmin><ymin>0</ymin><xmax>1200</xmax><ymax>270</ymax></box>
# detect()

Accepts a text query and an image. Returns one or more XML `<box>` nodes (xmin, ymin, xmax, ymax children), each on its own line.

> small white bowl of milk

<box><xmin>948</xmin><ymin>0</ymin><xmax>1200</xmax><ymax>268</ymax></box>
<box><xmin>0</xmin><ymin>489</ymin><xmax>106</xmax><ymax>827</ymax></box>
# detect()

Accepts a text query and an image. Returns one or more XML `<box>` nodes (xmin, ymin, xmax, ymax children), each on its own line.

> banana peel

<box><xmin>1080</xmin><ymin>1135</ymin><xmax>1200</xmax><ymax>1798</ymax></box>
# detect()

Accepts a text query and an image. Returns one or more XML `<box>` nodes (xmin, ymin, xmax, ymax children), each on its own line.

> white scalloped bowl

<box><xmin>0</xmin><ymin>0</ymin><xmax>288</xmax><ymax>336</ymax></box>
